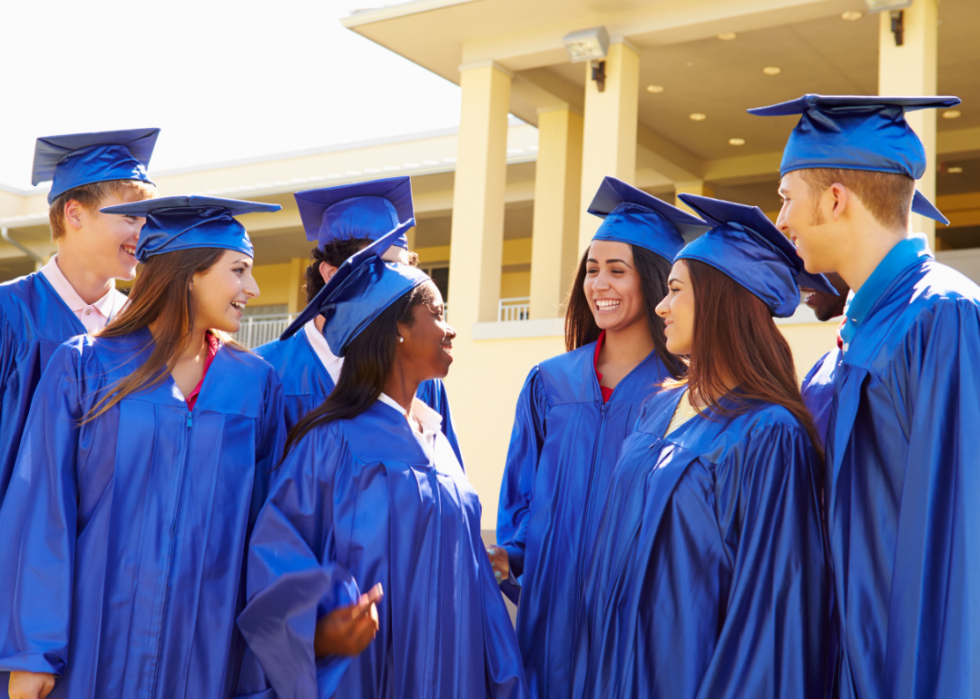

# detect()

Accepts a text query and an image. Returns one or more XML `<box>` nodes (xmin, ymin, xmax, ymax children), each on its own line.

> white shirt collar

<box><xmin>377</xmin><ymin>393</ymin><xmax>444</xmax><ymax>436</ymax></box>
<box><xmin>40</xmin><ymin>254</ymin><xmax>122</xmax><ymax>316</ymax></box>
<box><xmin>304</xmin><ymin>318</ymin><xmax>344</xmax><ymax>383</ymax></box>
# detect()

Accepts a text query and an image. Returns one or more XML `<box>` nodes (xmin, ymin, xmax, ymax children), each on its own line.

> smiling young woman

<box><xmin>0</xmin><ymin>197</ymin><xmax>287</xmax><ymax>699</ymax></box>
<box><xmin>490</xmin><ymin>176</ymin><xmax>710</xmax><ymax>698</ymax></box>
<box><xmin>253</xmin><ymin>178</ymin><xmax>462</xmax><ymax>466</ymax></box>
<box><xmin>235</xmin><ymin>227</ymin><xmax>527</xmax><ymax>699</ymax></box>
<box><xmin>575</xmin><ymin>194</ymin><xmax>830</xmax><ymax>699</ymax></box>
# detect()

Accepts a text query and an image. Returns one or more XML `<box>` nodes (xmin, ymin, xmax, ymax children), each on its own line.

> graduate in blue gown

<box><xmin>235</xmin><ymin>225</ymin><xmax>527</xmax><ymax>699</ymax></box>
<box><xmin>0</xmin><ymin>196</ymin><xmax>286</xmax><ymax>699</ymax></box>
<box><xmin>254</xmin><ymin>177</ymin><xmax>461</xmax><ymax>461</ymax></box>
<box><xmin>800</xmin><ymin>195</ymin><xmax>948</xmax><ymax>448</ymax></box>
<box><xmin>576</xmin><ymin>194</ymin><xmax>833</xmax><ymax>699</ymax></box>
<box><xmin>0</xmin><ymin>129</ymin><xmax>159</xmax><ymax>508</ymax></box>
<box><xmin>753</xmin><ymin>94</ymin><xmax>979</xmax><ymax>698</ymax></box>
<box><xmin>491</xmin><ymin>177</ymin><xmax>709</xmax><ymax>698</ymax></box>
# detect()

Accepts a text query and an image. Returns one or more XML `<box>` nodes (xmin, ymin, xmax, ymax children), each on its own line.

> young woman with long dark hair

<box><xmin>490</xmin><ymin>177</ymin><xmax>709</xmax><ymax>698</ymax></box>
<box><xmin>0</xmin><ymin>197</ymin><xmax>286</xmax><ymax>699</ymax></box>
<box><xmin>254</xmin><ymin>178</ymin><xmax>461</xmax><ymax>463</ymax></box>
<box><xmin>575</xmin><ymin>194</ymin><xmax>833</xmax><ymax>699</ymax></box>
<box><xmin>235</xmin><ymin>227</ymin><xmax>527</xmax><ymax>699</ymax></box>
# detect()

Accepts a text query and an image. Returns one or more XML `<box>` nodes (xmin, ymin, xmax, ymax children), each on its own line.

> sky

<box><xmin>0</xmin><ymin>0</ymin><xmax>462</xmax><ymax>190</ymax></box>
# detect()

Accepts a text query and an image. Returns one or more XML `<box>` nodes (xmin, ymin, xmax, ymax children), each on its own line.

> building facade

<box><xmin>1</xmin><ymin>0</ymin><xmax>977</xmax><ymax>530</ymax></box>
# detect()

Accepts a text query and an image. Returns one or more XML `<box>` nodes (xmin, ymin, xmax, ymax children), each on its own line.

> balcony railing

<box><xmin>498</xmin><ymin>297</ymin><xmax>530</xmax><ymax>322</ymax></box>
<box><xmin>234</xmin><ymin>313</ymin><xmax>295</xmax><ymax>350</ymax></box>
<box><xmin>234</xmin><ymin>298</ymin><xmax>530</xmax><ymax>350</ymax></box>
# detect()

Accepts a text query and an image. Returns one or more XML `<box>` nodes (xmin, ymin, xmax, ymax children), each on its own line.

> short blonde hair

<box><xmin>48</xmin><ymin>179</ymin><xmax>157</xmax><ymax>241</ymax></box>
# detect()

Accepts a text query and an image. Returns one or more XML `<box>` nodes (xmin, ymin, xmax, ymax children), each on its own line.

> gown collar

<box><xmin>840</xmin><ymin>235</ymin><xmax>932</xmax><ymax>350</ymax></box>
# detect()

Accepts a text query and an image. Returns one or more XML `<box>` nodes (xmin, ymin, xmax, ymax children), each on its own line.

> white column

<box><xmin>878</xmin><ymin>0</ymin><xmax>939</xmax><ymax>246</ymax></box>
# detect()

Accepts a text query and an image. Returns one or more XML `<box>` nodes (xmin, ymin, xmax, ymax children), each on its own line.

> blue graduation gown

<box><xmin>576</xmin><ymin>389</ymin><xmax>830</xmax><ymax>698</ymax></box>
<box><xmin>0</xmin><ymin>272</ymin><xmax>90</xmax><ymax>507</ymax></box>
<box><xmin>827</xmin><ymin>258</ymin><xmax>980</xmax><ymax>698</ymax></box>
<box><xmin>0</xmin><ymin>329</ymin><xmax>286</xmax><ymax>699</ymax></box>
<box><xmin>255</xmin><ymin>330</ymin><xmax>463</xmax><ymax>464</ymax></box>
<box><xmin>801</xmin><ymin>347</ymin><xmax>841</xmax><ymax>449</ymax></box>
<box><xmin>235</xmin><ymin>400</ymin><xmax>528</xmax><ymax>699</ymax></box>
<box><xmin>495</xmin><ymin>342</ymin><xmax>673</xmax><ymax>698</ymax></box>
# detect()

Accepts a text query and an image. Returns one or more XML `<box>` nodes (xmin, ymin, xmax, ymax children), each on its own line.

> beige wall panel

<box><xmin>779</xmin><ymin>322</ymin><xmax>841</xmax><ymax>384</ymax></box>
<box><xmin>500</xmin><ymin>271</ymin><xmax>531</xmax><ymax>298</ymax></box>
<box><xmin>443</xmin><ymin>334</ymin><xmax>565</xmax><ymax>529</ymax></box>
<box><xmin>251</xmin><ymin>262</ymin><xmax>293</xmax><ymax>307</ymax></box>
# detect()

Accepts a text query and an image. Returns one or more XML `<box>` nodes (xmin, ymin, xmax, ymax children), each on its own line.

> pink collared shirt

<box><xmin>40</xmin><ymin>255</ymin><xmax>129</xmax><ymax>334</ymax></box>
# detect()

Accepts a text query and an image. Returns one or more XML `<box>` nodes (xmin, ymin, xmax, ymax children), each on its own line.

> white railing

<box><xmin>498</xmin><ymin>297</ymin><xmax>530</xmax><ymax>322</ymax></box>
<box><xmin>235</xmin><ymin>313</ymin><xmax>295</xmax><ymax>350</ymax></box>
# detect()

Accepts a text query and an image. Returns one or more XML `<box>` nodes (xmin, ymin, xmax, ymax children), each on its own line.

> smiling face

<box><xmin>583</xmin><ymin>240</ymin><xmax>647</xmax><ymax>335</ymax></box>
<box><xmin>65</xmin><ymin>190</ymin><xmax>146</xmax><ymax>281</ymax></box>
<box><xmin>800</xmin><ymin>270</ymin><xmax>849</xmax><ymax>322</ymax></box>
<box><xmin>776</xmin><ymin>170</ymin><xmax>846</xmax><ymax>275</ymax></box>
<box><xmin>189</xmin><ymin>250</ymin><xmax>260</xmax><ymax>334</ymax></box>
<box><xmin>656</xmin><ymin>260</ymin><xmax>696</xmax><ymax>356</ymax></box>
<box><xmin>396</xmin><ymin>281</ymin><xmax>456</xmax><ymax>382</ymax></box>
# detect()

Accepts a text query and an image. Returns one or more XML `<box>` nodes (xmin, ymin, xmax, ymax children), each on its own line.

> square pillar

<box><xmin>578</xmin><ymin>42</ymin><xmax>640</xmax><ymax>251</ymax></box>
<box><xmin>447</xmin><ymin>61</ymin><xmax>512</xmax><ymax>331</ymax></box>
<box><xmin>878</xmin><ymin>0</ymin><xmax>939</xmax><ymax>246</ymax></box>
<box><xmin>529</xmin><ymin>107</ymin><xmax>584</xmax><ymax>319</ymax></box>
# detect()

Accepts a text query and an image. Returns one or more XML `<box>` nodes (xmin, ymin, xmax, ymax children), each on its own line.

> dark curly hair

<box><xmin>304</xmin><ymin>239</ymin><xmax>420</xmax><ymax>302</ymax></box>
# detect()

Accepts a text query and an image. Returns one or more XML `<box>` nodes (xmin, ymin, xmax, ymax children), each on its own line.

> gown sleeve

<box><xmin>236</xmin><ymin>426</ymin><xmax>361</xmax><ymax>699</ymax></box>
<box><xmin>417</xmin><ymin>378</ymin><xmax>464</xmax><ymax>467</ymax></box>
<box><xmin>249</xmin><ymin>370</ymin><xmax>287</xmax><ymax>524</ymax></box>
<box><xmin>0</xmin><ymin>342</ymin><xmax>84</xmax><ymax>676</ymax></box>
<box><xmin>495</xmin><ymin>367</ymin><xmax>548</xmax><ymax>604</ymax></box>
<box><xmin>881</xmin><ymin>299</ymin><xmax>980</xmax><ymax>698</ymax></box>
<box><xmin>478</xmin><ymin>530</ymin><xmax>531</xmax><ymax>698</ymax></box>
<box><xmin>694</xmin><ymin>422</ymin><xmax>830</xmax><ymax>699</ymax></box>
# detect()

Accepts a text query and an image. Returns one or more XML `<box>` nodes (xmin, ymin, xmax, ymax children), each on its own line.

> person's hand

<box><xmin>486</xmin><ymin>545</ymin><xmax>510</xmax><ymax>582</ymax></box>
<box><xmin>314</xmin><ymin>583</ymin><xmax>383</xmax><ymax>657</ymax></box>
<box><xmin>8</xmin><ymin>671</ymin><xmax>56</xmax><ymax>699</ymax></box>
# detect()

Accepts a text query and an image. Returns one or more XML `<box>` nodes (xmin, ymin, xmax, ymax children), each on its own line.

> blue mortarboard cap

<box><xmin>101</xmin><ymin>195</ymin><xmax>281</xmax><ymax>262</ymax></box>
<box><xmin>33</xmin><ymin>128</ymin><xmax>160</xmax><ymax>205</ymax></box>
<box><xmin>676</xmin><ymin>193</ymin><xmax>837</xmax><ymax>318</ymax></box>
<box><xmin>295</xmin><ymin>177</ymin><xmax>413</xmax><ymax>250</ymax></box>
<box><xmin>281</xmin><ymin>219</ymin><xmax>430</xmax><ymax>356</ymax></box>
<box><xmin>748</xmin><ymin>94</ymin><xmax>960</xmax><ymax>179</ymax></box>
<box><xmin>911</xmin><ymin>190</ymin><xmax>949</xmax><ymax>226</ymax></box>
<box><xmin>588</xmin><ymin>177</ymin><xmax>710</xmax><ymax>262</ymax></box>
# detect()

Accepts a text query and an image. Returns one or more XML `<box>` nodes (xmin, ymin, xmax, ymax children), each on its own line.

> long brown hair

<box><xmin>670</xmin><ymin>259</ymin><xmax>824</xmax><ymax>459</ymax></box>
<box><xmin>85</xmin><ymin>247</ymin><xmax>243</xmax><ymax>421</ymax></box>
<box><xmin>564</xmin><ymin>243</ymin><xmax>684</xmax><ymax>378</ymax></box>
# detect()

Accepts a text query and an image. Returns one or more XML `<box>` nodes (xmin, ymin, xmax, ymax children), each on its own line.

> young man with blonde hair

<box><xmin>753</xmin><ymin>95</ymin><xmax>978</xmax><ymax>698</ymax></box>
<box><xmin>0</xmin><ymin>129</ymin><xmax>158</xmax><ymax>510</ymax></box>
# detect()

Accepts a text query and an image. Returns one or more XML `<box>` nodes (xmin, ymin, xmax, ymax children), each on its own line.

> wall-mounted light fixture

<box><xmin>563</xmin><ymin>27</ymin><xmax>609</xmax><ymax>62</ymax></box>
<box><xmin>863</xmin><ymin>0</ymin><xmax>912</xmax><ymax>46</ymax></box>
<box><xmin>564</xmin><ymin>26</ymin><xmax>610</xmax><ymax>92</ymax></box>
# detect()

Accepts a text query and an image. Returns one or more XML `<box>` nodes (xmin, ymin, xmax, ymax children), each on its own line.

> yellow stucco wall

<box><xmin>252</xmin><ymin>263</ymin><xmax>293</xmax><ymax>307</ymax></box>
<box><xmin>442</xmin><ymin>333</ymin><xmax>566</xmax><ymax>529</ymax></box>
<box><xmin>500</xmin><ymin>271</ymin><xmax>531</xmax><ymax>298</ymax></box>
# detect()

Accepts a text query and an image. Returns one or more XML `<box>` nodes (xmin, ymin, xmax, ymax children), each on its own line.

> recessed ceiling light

<box><xmin>729</xmin><ymin>138</ymin><xmax>746</xmax><ymax>146</ymax></box>
<box><xmin>646</xmin><ymin>84</ymin><xmax>665</xmax><ymax>93</ymax></box>
<box><xmin>717</xmin><ymin>32</ymin><xmax>737</xmax><ymax>41</ymax></box>
<box><xmin>762</xmin><ymin>66</ymin><xmax>782</xmax><ymax>76</ymax></box>
<box><xmin>689</xmin><ymin>113</ymin><xmax>707</xmax><ymax>121</ymax></box>
<box><xmin>841</xmin><ymin>11</ymin><xmax>863</xmax><ymax>20</ymax></box>
<box><xmin>948</xmin><ymin>166</ymin><xmax>964</xmax><ymax>174</ymax></box>
<box><xmin>943</xmin><ymin>109</ymin><xmax>962</xmax><ymax>119</ymax></box>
